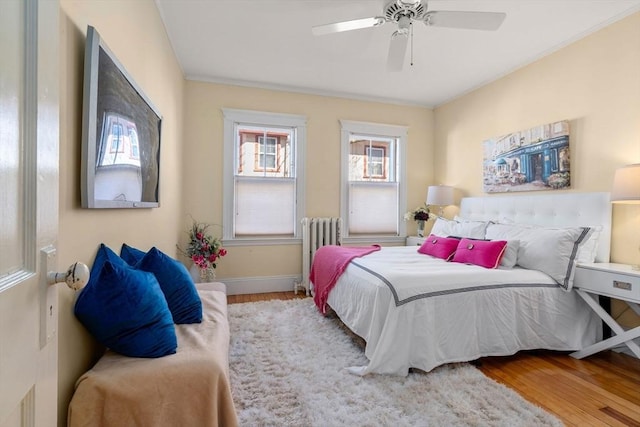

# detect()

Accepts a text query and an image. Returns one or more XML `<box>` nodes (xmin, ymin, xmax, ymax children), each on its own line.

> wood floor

<box><xmin>477</xmin><ymin>350</ymin><xmax>640</xmax><ymax>426</ymax></box>
<box><xmin>228</xmin><ymin>291</ymin><xmax>640</xmax><ymax>426</ymax></box>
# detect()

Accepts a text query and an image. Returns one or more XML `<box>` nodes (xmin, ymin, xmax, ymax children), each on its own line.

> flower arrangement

<box><xmin>177</xmin><ymin>220</ymin><xmax>227</xmax><ymax>278</ymax></box>
<box><xmin>403</xmin><ymin>204</ymin><xmax>431</xmax><ymax>222</ymax></box>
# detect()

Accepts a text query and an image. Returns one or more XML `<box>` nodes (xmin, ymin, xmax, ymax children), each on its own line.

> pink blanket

<box><xmin>310</xmin><ymin>245</ymin><xmax>381</xmax><ymax>314</ymax></box>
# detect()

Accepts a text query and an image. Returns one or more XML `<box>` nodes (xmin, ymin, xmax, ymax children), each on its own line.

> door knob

<box><xmin>47</xmin><ymin>262</ymin><xmax>90</xmax><ymax>290</ymax></box>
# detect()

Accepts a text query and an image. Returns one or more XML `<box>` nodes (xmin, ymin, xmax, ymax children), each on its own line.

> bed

<box><xmin>313</xmin><ymin>192</ymin><xmax>611</xmax><ymax>376</ymax></box>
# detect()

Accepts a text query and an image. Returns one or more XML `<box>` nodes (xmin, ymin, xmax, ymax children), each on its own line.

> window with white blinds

<box><xmin>340</xmin><ymin>120</ymin><xmax>407</xmax><ymax>239</ymax></box>
<box><xmin>222</xmin><ymin>109</ymin><xmax>306</xmax><ymax>243</ymax></box>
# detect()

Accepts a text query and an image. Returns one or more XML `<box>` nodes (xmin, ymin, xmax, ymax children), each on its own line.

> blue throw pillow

<box><xmin>135</xmin><ymin>247</ymin><xmax>203</xmax><ymax>324</ymax></box>
<box><xmin>120</xmin><ymin>243</ymin><xmax>146</xmax><ymax>266</ymax></box>
<box><xmin>85</xmin><ymin>243</ymin><xmax>128</xmax><ymax>290</ymax></box>
<box><xmin>74</xmin><ymin>259</ymin><xmax>177</xmax><ymax>358</ymax></box>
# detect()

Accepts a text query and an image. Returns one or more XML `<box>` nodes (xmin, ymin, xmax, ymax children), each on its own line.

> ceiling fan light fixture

<box><xmin>397</xmin><ymin>0</ymin><xmax>420</xmax><ymax>6</ymax></box>
<box><xmin>385</xmin><ymin>0</ymin><xmax>427</xmax><ymax>22</ymax></box>
<box><xmin>397</xmin><ymin>15</ymin><xmax>411</xmax><ymax>33</ymax></box>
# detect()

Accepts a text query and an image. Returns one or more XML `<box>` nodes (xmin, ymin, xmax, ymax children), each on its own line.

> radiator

<box><xmin>296</xmin><ymin>217</ymin><xmax>342</xmax><ymax>296</ymax></box>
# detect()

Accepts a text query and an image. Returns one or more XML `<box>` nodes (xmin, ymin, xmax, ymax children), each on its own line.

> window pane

<box><xmin>366</xmin><ymin>146</ymin><xmax>384</xmax><ymax>178</ymax></box>
<box><xmin>349</xmin><ymin>182</ymin><xmax>398</xmax><ymax>234</ymax></box>
<box><xmin>349</xmin><ymin>135</ymin><xmax>395</xmax><ymax>182</ymax></box>
<box><xmin>235</xmin><ymin>177</ymin><xmax>295</xmax><ymax>236</ymax></box>
<box><xmin>129</xmin><ymin>127</ymin><xmax>139</xmax><ymax>158</ymax></box>
<box><xmin>238</xmin><ymin>126</ymin><xmax>294</xmax><ymax>177</ymax></box>
<box><xmin>347</xmin><ymin>133</ymin><xmax>398</xmax><ymax>235</ymax></box>
<box><xmin>0</xmin><ymin>0</ymin><xmax>25</xmax><ymax>279</ymax></box>
<box><xmin>101</xmin><ymin>113</ymin><xmax>139</xmax><ymax>166</ymax></box>
<box><xmin>258</xmin><ymin>136</ymin><xmax>277</xmax><ymax>169</ymax></box>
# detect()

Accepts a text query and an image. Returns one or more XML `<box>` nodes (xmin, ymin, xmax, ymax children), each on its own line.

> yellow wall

<box><xmin>182</xmin><ymin>82</ymin><xmax>434</xmax><ymax>280</ymax></box>
<box><xmin>434</xmin><ymin>12</ymin><xmax>640</xmax><ymax>326</ymax></box>
<box><xmin>54</xmin><ymin>1</ymin><xmax>640</xmax><ymax>423</ymax></box>
<box><xmin>55</xmin><ymin>3</ymin><xmax>433</xmax><ymax>421</ymax></box>
<box><xmin>57</xmin><ymin>1</ymin><xmax>185</xmax><ymax>424</ymax></box>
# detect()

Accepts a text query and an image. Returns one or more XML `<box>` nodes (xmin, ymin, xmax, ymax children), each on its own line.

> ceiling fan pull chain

<box><xmin>410</xmin><ymin>21</ymin><xmax>414</xmax><ymax>67</ymax></box>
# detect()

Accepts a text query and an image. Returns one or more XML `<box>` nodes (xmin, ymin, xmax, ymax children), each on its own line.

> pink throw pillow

<box><xmin>418</xmin><ymin>235</ymin><xmax>459</xmax><ymax>261</ymax></box>
<box><xmin>451</xmin><ymin>238</ymin><xmax>507</xmax><ymax>269</ymax></box>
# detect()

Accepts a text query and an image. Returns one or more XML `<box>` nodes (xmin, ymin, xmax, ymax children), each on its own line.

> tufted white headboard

<box><xmin>459</xmin><ymin>192</ymin><xmax>611</xmax><ymax>262</ymax></box>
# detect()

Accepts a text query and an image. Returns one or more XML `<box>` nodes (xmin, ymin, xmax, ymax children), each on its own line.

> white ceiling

<box><xmin>155</xmin><ymin>0</ymin><xmax>640</xmax><ymax>107</ymax></box>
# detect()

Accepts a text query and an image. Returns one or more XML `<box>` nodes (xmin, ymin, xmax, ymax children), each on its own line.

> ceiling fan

<box><xmin>312</xmin><ymin>0</ymin><xmax>506</xmax><ymax>71</ymax></box>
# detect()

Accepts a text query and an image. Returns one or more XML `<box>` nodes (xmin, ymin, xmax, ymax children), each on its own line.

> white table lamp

<box><xmin>611</xmin><ymin>164</ymin><xmax>640</xmax><ymax>204</ymax></box>
<box><xmin>611</xmin><ymin>163</ymin><xmax>640</xmax><ymax>269</ymax></box>
<box><xmin>426</xmin><ymin>185</ymin><xmax>454</xmax><ymax>217</ymax></box>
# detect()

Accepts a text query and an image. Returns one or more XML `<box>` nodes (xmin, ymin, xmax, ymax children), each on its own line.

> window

<box><xmin>256</xmin><ymin>136</ymin><xmax>278</xmax><ymax>170</ymax></box>
<box><xmin>109</xmin><ymin>122</ymin><xmax>124</xmax><ymax>153</ymax></box>
<box><xmin>365</xmin><ymin>146</ymin><xmax>385</xmax><ymax>178</ymax></box>
<box><xmin>223</xmin><ymin>109</ymin><xmax>306</xmax><ymax>243</ymax></box>
<box><xmin>340</xmin><ymin>120</ymin><xmax>407</xmax><ymax>241</ymax></box>
<box><xmin>129</xmin><ymin>127</ymin><xmax>139</xmax><ymax>159</ymax></box>
<box><xmin>99</xmin><ymin>113</ymin><xmax>140</xmax><ymax>167</ymax></box>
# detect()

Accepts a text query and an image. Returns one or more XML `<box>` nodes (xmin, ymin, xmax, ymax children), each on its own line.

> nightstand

<box><xmin>570</xmin><ymin>263</ymin><xmax>640</xmax><ymax>359</ymax></box>
<box><xmin>406</xmin><ymin>236</ymin><xmax>426</xmax><ymax>246</ymax></box>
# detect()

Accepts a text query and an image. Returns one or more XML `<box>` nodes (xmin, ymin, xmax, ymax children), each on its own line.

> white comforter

<box><xmin>325</xmin><ymin>246</ymin><xmax>600</xmax><ymax>376</ymax></box>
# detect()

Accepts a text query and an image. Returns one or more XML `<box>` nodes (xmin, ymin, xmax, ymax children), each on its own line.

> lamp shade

<box><xmin>611</xmin><ymin>164</ymin><xmax>640</xmax><ymax>204</ymax></box>
<box><xmin>426</xmin><ymin>185</ymin><xmax>454</xmax><ymax>206</ymax></box>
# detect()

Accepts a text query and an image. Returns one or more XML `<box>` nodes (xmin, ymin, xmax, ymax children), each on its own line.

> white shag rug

<box><xmin>228</xmin><ymin>298</ymin><xmax>562</xmax><ymax>427</ymax></box>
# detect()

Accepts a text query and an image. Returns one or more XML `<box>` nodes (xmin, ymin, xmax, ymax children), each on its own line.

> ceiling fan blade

<box><xmin>387</xmin><ymin>33</ymin><xmax>408</xmax><ymax>72</ymax></box>
<box><xmin>425</xmin><ymin>11</ymin><xmax>506</xmax><ymax>31</ymax></box>
<box><xmin>312</xmin><ymin>16</ymin><xmax>385</xmax><ymax>36</ymax></box>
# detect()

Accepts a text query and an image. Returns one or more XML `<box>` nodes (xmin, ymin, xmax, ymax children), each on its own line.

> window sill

<box><xmin>222</xmin><ymin>237</ymin><xmax>303</xmax><ymax>247</ymax></box>
<box><xmin>342</xmin><ymin>236</ymin><xmax>406</xmax><ymax>246</ymax></box>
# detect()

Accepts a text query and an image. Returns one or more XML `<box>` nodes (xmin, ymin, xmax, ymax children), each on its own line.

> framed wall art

<box><xmin>482</xmin><ymin>120</ymin><xmax>570</xmax><ymax>193</ymax></box>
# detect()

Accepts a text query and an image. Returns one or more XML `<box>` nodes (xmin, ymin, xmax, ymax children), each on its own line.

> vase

<box><xmin>200</xmin><ymin>267</ymin><xmax>215</xmax><ymax>282</ymax></box>
<box><xmin>189</xmin><ymin>264</ymin><xmax>216</xmax><ymax>283</ymax></box>
<box><xmin>417</xmin><ymin>220</ymin><xmax>425</xmax><ymax>237</ymax></box>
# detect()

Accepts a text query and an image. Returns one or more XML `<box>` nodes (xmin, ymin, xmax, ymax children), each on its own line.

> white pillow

<box><xmin>485</xmin><ymin>223</ymin><xmax>594</xmax><ymax>290</ymax></box>
<box><xmin>576</xmin><ymin>225</ymin><xmax>602</xmax><ymax>263</ymax></box>
<box><xmin>429</xmin><ymin>217</ymin><xmax>449</xmax><ymax>236</ymax></box>
<box><xmin>430</xmin><ymin>217</ymin><xmax>489</xmax><ymax>240</ymax></box>
<box><xmin>499</xmin><ymin>240</ymin><xmax>519</xmax><ymax>268</ymax></box>
<box><xmin>495</xmin><ymin>220</ymin><xmax>602</xmax><ymax>264</ymax></box>
<box><xmin>491</xmin><ymin>222</ymin><xmax>601</xmax><ymax>263</ymax></box>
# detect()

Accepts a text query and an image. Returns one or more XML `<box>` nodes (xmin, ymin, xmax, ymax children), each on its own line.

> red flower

<box><xmin>178</xmin><ymin>219</ymin><xmax>226</xmax><ymax>272</ymax></box>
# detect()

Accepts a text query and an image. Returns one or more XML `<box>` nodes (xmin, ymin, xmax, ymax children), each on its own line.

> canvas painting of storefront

<box><xmin>483</xmin><ymin>121</ymin><xmax>570</xmax><ymax>193</ymax></box>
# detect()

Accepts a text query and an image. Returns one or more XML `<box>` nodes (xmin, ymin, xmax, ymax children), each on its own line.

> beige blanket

<box><xmin>68</xmin><ymin>283</ymin><xmax>238</xmax><ymax>427</ymax></box>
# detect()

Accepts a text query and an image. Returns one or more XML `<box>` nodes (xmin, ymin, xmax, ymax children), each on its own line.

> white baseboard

<box><xmin>221</xmin><ymin>275</ymin><xmax>303</xmax><ymax>296</ymax></box>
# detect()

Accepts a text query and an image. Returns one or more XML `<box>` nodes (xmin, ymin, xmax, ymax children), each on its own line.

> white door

<box><xmin>0</xmin><ymin>0</ymin><xmax>59</xmax><ymax>425</ymax></box>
